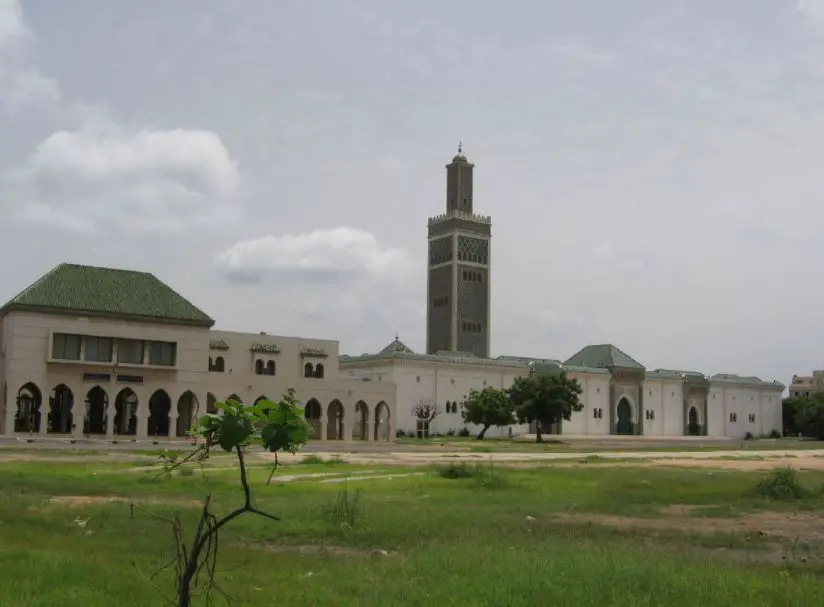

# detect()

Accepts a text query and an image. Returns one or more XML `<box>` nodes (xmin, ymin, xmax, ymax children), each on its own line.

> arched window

<box><xmin>208</xmin><ymin>356</ymin><xmax>213</xmax><ymax>371</ymax></box>
<box><xmin>304</xmin><ymin>362</ymin><xmax>314</xmax><ymax>378</ymax></box>
<box><xmin>314</xmin><ymin>363</ymin><xmax>325</xmax><ymax>379</ymax></box>
<box><xmin>255</xmin><ymin>359</ymin><xmax>264</xmax><ymax>375</ymax></box>
<box><xmin>215</xmin><ymin>356</ymin><xmax>225</xmax><ymax>372</ymax></box>
<box><xmin>266</xmin><ymin>360</ymin><xmax>275</xmax><ymax>376</ymax></box>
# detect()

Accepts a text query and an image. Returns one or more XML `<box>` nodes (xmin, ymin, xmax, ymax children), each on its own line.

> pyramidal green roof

<box><xmin>564</xmin><ymin>344</ymin><xmax>645</xmax><ymax>371</ymax></box>
<box><xmin>0</xmin><ymin>263</ymin><xmax>214</xmax><ymax>326</ymax></box>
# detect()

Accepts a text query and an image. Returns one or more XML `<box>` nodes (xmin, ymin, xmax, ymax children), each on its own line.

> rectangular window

<box><xmin>416</xmin><ymin>419</ymin><xmax>430</xmax><ymax>439</ymax></box>
<box><xmin>148</xmin><ymin>341</ymin><xmax>176</xmax><ymax>366</ymax></box>
<box><xmin>117</xmin><ymin>339</ymin><xmax>144</xmax><ymax>364</ymax></box>
<box><xmin>84</xmin><ymin>336</ymin><xmax>113</xmax><ymax>362</ymax></box>
<box><xmin>52</xmin><ymin>333</ymin><xmax>81</xmax><ymax>360</ymax></box>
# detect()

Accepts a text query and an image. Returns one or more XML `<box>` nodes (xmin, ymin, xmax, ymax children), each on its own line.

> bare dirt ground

<box><xmin>547</xmin><ymin>507</ymin><xmax>824</xmax><ymax>541</ymax></box>
<box><xmin>3</xmin><ymin>447</ymin><xmax>824</xmax><ymax>471</ymax></box>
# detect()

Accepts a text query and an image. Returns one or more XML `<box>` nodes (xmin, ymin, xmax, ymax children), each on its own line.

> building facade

<box><xmin>0</xmin><ymin>264</ymin><xmax>395</xmax><ymax>442</ymax></box>
<box><xmin>426</xmin><ymin>146</ymin><xmax>492</xmax><ymax>358</ymax></box>
<box><xmin>788</xmin><ymin>372</ymin><xmax>824</xmax><ymax>397</ymax></box>
<box><xmin>341</xmin><ymin>340</ymin><xmax>785</xmax><ymax>440</ymax></box>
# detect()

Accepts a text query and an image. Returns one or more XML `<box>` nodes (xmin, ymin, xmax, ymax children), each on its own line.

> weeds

<box><xmin>325</xmin><ymin>482</ymin><xmax>362</xmax><ymax>531</ymax></box>
<box><xmin>754</xmin><ymin>465</ymin><xmax>808</xmax><ymax>500</ymax></box>
<box><xmin>436</xmin><ymin>461</ymin><xmax>509</xmax><ymax>489</ymax></box>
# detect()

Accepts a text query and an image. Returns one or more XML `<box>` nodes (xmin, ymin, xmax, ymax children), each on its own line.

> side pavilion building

<box><xmin>0</xmin><ymin>264</ymin><xmax>396</xmax><ymax>443</ymax></box>
<box><xmin>340</xmin><ymin>340</ymin><xmax>784</xmax><ymax>440</ymax></box>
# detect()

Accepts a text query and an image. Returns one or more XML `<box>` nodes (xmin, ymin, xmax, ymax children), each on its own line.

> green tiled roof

<box><xmin>379</xmin><ymin>336</ymin><xmax>415</xmax><ymax>355</ymax></box>
<box><xmin>646</xmin><ymin>368</ymin><xmax>706</xmax><ymax>381</ymax></box>
<box><xmin>209</xmin><ymin>337</ymin><xmax>230</xmax><ymax>350</ymax></box>
<box><xmin>0</xmin><ymin>263</ymin><xmax>214</xmax><ymax>326</ymax></box>
<box><xmin>564</xmin><ymin>344</ymin><xmax>645</xmax><ymax>371</ymax></box>
<box><xmin>251</xmin><ymin>343</ymin><xmax>280</xmax><ymax>353</ymax></box>
<box><xmin>711</xmin><ymin>373</ymin><xmax>784</xmax><ymax>389</ymax></box>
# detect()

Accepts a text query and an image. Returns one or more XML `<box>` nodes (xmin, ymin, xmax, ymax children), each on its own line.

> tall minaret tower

<box><xmin>426</xmin><ymin>144</ymin><xmax>492</xmax><ymax>358</ymax></box>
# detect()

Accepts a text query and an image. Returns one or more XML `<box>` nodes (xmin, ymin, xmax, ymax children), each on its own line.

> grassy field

<box><xmin>2</xmin><ymin>454</ymin><xmax>824</xmax><ymax>606</ymax></box>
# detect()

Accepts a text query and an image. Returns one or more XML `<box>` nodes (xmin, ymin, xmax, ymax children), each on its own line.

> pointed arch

<box><xmin>327</xmin><ymin>399</ymin><xmax>344</xmax><ymax>440</ymax></box>
<box><xmin>15</xmin><ymin>382</ymin><xmax>43</xmax><ymax>433</ymax></box>
<box><xmin>215</xmin><ymin>356</ymin><xmax>225</xmax><ymax>372</ymax></box>
<box><xmin>48</xmin><ymin>384</ymin><xmax>74</xmax><ymax>434</ymax></box>
<box><xmin>148</xmin><ymin>389</ymin><xmax>171</xmax><ymax>437</ymax></box>
<box><xmin>305</xmin><ymin>398</ymin><xmax>322</xmax><ymax>439</ymax></box>
<box><xmin>206</xmin><ymin>392</ymin><xmax>218</xmax><ymax>414</ymax></box>
<box><xmin>304</xmin><ymin>362</ymin><xmax>314</xmax><ymax>378</ymax></box>
<box><xmin>114</xmin><ymin>388</ymin><xmax>138</xmax><ymax>436</ymax></box>
<box><xmin>374</xmin><ymin>401</ymin><xmax>390</xmax><ymax>442</ymax></box>
<box><xmin>83</xmin><ymin>386</ymin><xmax>108</xmax><ymax>435</ymax></box>
<box><xmin>226</xmin><ymin>393</ymin><xmax>243</xmax><ymax>404</ymax></box>
<box><xmin>266</xmin><ymin>360</ymin><xmax>276</xmax><ymax>375</ymax></box>
<box><xmin>314</xmin><ymin>364</ymin><xmax>325</xmax><ymax>379</ymax></box>
<box><xmin>177</xmin><ymin>391</ymin><xmax>199</xmax><ymax>436</ymax></box>
<box><xmin>352</xmin><ymin>400</ymin><xmax>369</xmax><ymax>440</ymax></box>
<box><xmin>255</xmin><ymin>359</ymin><xmax>264</xmax><ymax>375</ymax></box>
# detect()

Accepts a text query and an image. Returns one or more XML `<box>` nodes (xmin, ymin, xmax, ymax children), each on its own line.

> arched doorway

<box><xmin>305</xmin><ymin>398</ymin><xmax>322</xmax><ymax>439</ymax></box>
<box><xmin>177</xmin><ymin>391</ymin><xmax>198</xmax><ymax>436</ymax></box>
<box><xmin>327</xmin><ymin>400</ymin><xmax>344</xmax><ymax>440</ymax></box>
<box><xmin>253</xmin><ymin>395</ymin><xmax>270</xmax><ymax>429</ymax></box>
<box><xmin>616</xmin><ymin>398</ymin><xmax>633</xmax><ymax>435</ymax></box>
<box><xmin>352</xmin><ymin>401</ymin><xmax>368</xmax><ymax>440</ymax></box>
<box><xmin>226</xmin><ymin>393</ymin><xmax>242</xmax><ymax>404</ymax></box>
<box><xmin>206</xmin><ymin>393</ymin><xmax>217</xmax><ymax>414</ymax></box>
<box><xmin>15</xmin><ymin>383</ymin><xmax>43</xmax><ymax>433</ymax></box>
<box><xmin>114</xmin><ymin>388</ymin><xmax>138</xmax><ymax>436</ymax></box>
<box><xmin>687</xmin><ymin>406</ymin><xmax>701</xmax><ymax>436</ymax></box>
<box><xmin>374</xmin><ymin>401</ymin><xmax>390</xmax><ymax>441</ymax></box>
<box><xmin>48</xmin><ymin>384</ymin><xmax>73</xmax><ymax>434</ymax></box>
<box><xmin>148</xmin><ymin>390</ymin><xmax>171</xmax><ymax>437</ymax></box>
<box><xmin>84</xmin><ymin>386</ymin><xmax>108</xmax><ymax>435</ymax></box>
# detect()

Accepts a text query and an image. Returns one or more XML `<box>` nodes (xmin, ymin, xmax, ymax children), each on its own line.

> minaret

<box><xmin>425</xmin><ymin>144</ymin><xmax>492</xmax><ymax>358</ymax></box>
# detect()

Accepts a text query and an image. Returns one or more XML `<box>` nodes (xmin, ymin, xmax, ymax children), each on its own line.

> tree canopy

<box><xmin>784</xmin><ymin>394</ymin><xmax>824</xmax><ymax>439</ymax></box>
<box><xmin>461</xmin><ymin>386</ymin><xmax>515</xmax><ymax>439</ymax></box>
<box><xmin>508</xmin><ymin>372</ymin><xmax>583</xmax><ymax>442</ymax></box>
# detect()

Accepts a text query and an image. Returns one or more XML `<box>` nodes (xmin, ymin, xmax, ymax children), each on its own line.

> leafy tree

<box><xmin>461</xmin><ymin>387</ymin><xmax>515</xmax><ymax>439</ymax></box>
<box><xmin>794</xmin><ymin>394</ymin><xmax>824</xmax><ymax>440</ymax></box>
<box><xmin>152</xmin><ymin>389</ymin><xmax>309</xmax><ymax>607</ymax></box>
<box><xmin>508</xmin><ymin>371</ymin><xmax>583</xmax><ymax>443</ymax></box>
<box><xmin>783</xmin><ymin>396</ymin><xmax>808</xmax><ymax>436</ymax></box>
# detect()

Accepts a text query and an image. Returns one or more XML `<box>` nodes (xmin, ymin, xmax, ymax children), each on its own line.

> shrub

<box><xmin>395</xmin><ymin>429</ymin><xmax>407</xmax><ymax>438</ymax></box>
<box><xmin>436</xmin><ymin>461</ymin><xmax>509</xmax><ymax>489</ymax></box>
<box><xmin>458</xmin><ymin>427</ymin><xmax>471</xmax><ymax>437</ymax></box>
<box><xmin>446</xmin><ymin>429</ymin><xmax>456</xmax><ymax>436</ymax></box>
<box><xmin>769</xmin><ymin>429</ymin><xmax>781</xmax><ymax>439</ymax></box>
<box><xmin>437</xmin><ymin>462</ymin><xmax>475</xmax><ymax>479</ymax></box>
<box><xmin>744</xmin><ymin>432</ymin><xmax>754</xmax><ymax>440</ymax></box>
<box><xmin>755</xmin><ymin>465</ymin><xmax>807</xmax><ymax>500</ymax></box>
<box><xmin>300</xmin><ymin>454</ymin><xmax>325</xmax><ymax>465</ymax></box>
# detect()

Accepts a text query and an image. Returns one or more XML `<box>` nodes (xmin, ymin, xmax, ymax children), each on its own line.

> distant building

<box><xmin>788</xmin><ymin>372</ymin><xmax>824</xmax><ymax>397</ymax></box>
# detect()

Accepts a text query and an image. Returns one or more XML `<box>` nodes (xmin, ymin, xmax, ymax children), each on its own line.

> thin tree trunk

<box><xmin>476</xmin><ymin>425</ymin><xmax>490</xmax><ymax>440</ymax></box>
<box><xmin>535</xmin><ymin>422</ymin><xmax>543</xmax><ymax>443</ymax></box>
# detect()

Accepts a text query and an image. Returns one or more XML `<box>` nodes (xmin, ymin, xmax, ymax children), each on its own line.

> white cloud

<box><xmin>0</xmin><ymin>0</ymin><xmax>60</xmax><ymax>111</ymax></box>
<box><xmin>2</xmin><ymin>122</ymin><xmax>243</xmax><ymax>233</ymax></box>
<box><xmin>216</xmin><ymin>227</ymin><xmax>413</xmax><ymax>284</ymax></box>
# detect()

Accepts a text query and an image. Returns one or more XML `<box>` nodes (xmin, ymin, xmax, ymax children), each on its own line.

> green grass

<box><xmin>2</xmin><ymin>457</ymin><xmax>824</xmax><ymax>606</ymax></box>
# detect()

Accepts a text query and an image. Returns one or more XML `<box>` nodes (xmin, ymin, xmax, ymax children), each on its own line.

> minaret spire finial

<box><xmin>395</xmin><ymin>332</ymin><xmax>399</xmax><ymax>341</ymax></box>
<box><xmin>458</xmin><ymin>139</ymin><xmax>463</xmax><ymax>154</ymax></box>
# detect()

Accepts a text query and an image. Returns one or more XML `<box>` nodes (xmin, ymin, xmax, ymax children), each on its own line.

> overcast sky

<box><xmin>2</xmin><ymin>0</ymin><xmax>823</xmax><ymax>385</ymax></box>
